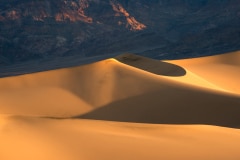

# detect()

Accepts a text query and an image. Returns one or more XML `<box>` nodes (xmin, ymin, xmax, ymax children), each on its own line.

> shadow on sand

<box><xmin>114</xmin><ymin>53</ymin><xmax>186</xmax><ymax>76</ymax></box>
<box><xmin>75</xmin><ymin>87</ymin><xmax>240</xmax><ymax>129</ymax></box>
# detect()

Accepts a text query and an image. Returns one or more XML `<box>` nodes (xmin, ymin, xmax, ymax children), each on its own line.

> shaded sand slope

<box><xmin>0</xmin><ymin>116</ymin><xmax>240</xmax><ymax>160</ymax></box>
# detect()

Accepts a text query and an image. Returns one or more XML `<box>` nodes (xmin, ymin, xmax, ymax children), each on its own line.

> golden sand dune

<box><xmin>168</xmin><ymin>51</ymin><xmax>240</xmax><ymax>93</ymax></box>
<box><xmin>1</xmin><ymin>117</ymin><xmax>240</xmax><ymax>160</ymax></box>
<box><xmin>0</xmin><ymin>51</ymin><xmax>240</xmax><ymax>159</ymax></box>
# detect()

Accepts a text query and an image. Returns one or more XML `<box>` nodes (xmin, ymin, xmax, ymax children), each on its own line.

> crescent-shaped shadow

<box><xmin>114</xmin><ymin>53</ymin><xmax>186</xmax><ymax>76</ymax></box>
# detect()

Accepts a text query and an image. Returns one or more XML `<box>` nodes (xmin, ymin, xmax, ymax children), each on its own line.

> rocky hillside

<box><xmin>1</xmin><ymin>0</ymin><xmax>240</xmax><ymax>65</ymax></box>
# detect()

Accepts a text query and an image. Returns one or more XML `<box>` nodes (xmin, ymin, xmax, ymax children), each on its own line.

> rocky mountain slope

<box><xmin>1</xmin><ymin>0</ymin><xmax>240</xmax><ymax>65</ymax></box>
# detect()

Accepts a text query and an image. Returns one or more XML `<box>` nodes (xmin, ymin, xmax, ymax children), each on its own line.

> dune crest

<box><xmin>115</xmin><ymin>53</ymin><xmax>186</xmax><ymax>76</ymax></box>
<box><xmin>168</xmin><ymin>51</ymin><xmax>240</xmax><ymax>93</ymax></box>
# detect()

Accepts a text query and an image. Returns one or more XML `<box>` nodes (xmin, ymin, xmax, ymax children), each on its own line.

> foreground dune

<box><xmin>1</xmin><ymin>117</ymin><xmax>240</xmax><ymax>160</ymax></box>
<box><xmin>0</xmin><ymin>51</ymin><xmax>240</xmax><ymax>159</ymax></box>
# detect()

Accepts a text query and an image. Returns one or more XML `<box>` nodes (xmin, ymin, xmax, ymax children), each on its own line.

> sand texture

<box><xmin>0</xmin><ymin>51</ymin><xmax>240</xmax><ymax>160</ymax></box>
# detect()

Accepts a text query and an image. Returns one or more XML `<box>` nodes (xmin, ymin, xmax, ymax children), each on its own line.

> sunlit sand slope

<box><xmin>168</xmin><ymin>51</ymin><xmax>240</xmax><ymax>93</ymax></box>
<box><xmin>0</xmin><ymin>117</ymin><xmax>240</xmax><ymax>160</ymax></box>
<box><xmin>0</xmin><ymin>51</ymin><xmax>240</xmax><ymax>159</ymax></box>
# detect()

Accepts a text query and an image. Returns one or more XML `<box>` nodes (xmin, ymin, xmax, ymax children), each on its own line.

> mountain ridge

<box><xmin>0</xmin><ymin>0</ymin><xmax>240</xmax><ymax>65</ymax></box>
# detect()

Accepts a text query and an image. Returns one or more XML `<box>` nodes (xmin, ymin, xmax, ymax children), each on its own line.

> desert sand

<box><xmin>0</xmin><ymin>51</ymin><xmax>240</xmax><ymax>160</ymax></box>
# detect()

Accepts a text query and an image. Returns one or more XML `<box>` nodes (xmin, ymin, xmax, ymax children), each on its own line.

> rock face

<box><xmin>0</xmin><ymin>0</ymin><xmax>240</xmax><ymax>65</ymax></box>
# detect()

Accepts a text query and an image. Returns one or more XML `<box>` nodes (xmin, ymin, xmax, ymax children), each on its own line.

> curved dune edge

<box><xmin>167</xmin><ymin>51</ymin><xmax>240</xmax><ymax>94</ymax></box>
<box><xmin>0</xmin><ymin>51</ymin><xmax>240</xmax><ymax>159</ymax></box>
<box><xmin>0</xmin><ymin>116</ymin><xmax>240</xmax><ymax>160</ymax></box>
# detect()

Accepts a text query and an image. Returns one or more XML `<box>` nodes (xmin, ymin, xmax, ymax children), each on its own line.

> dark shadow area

<box><xmin>115</xmin><ymin>54</ymin><xmax>186</xmax><ymax>77</ymax></box>
<box><xmin>75</xmin><ymin>87</ymin><xmax>240</xmax><ymax>129</ymax></box>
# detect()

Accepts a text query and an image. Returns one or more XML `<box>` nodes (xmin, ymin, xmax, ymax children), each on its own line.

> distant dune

<box><xmin>0</xmin><ymin>51</ymin><xmax>240</xmax><ymax>160</ymax></box>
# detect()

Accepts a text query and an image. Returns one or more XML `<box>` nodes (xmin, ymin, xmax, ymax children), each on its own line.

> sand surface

<box><xmin>0</xmin><ymin>51</ymin><xmax>240</xmax><ymax>159</ymax></box>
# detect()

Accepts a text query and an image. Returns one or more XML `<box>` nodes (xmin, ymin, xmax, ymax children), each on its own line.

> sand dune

<box><xmin>0</xmin><ymin>51</ymin><xmax>240</xmax><ymax>159</ymax></box>
<box><xmin>1</xmin><ymin>117</ymin><xmax>240</xmax><ymax>160</ymax></box>
<box><xmin>168</xmin><ymin>51</ymin><xmax>240</xmax><ymax>93</ymax></box>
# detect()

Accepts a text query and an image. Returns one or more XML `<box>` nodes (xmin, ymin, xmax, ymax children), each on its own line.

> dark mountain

<box><xmin>0</xmin><ymin>0</ymin><xmax>240</xmax><ymax>65</ymax></box>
